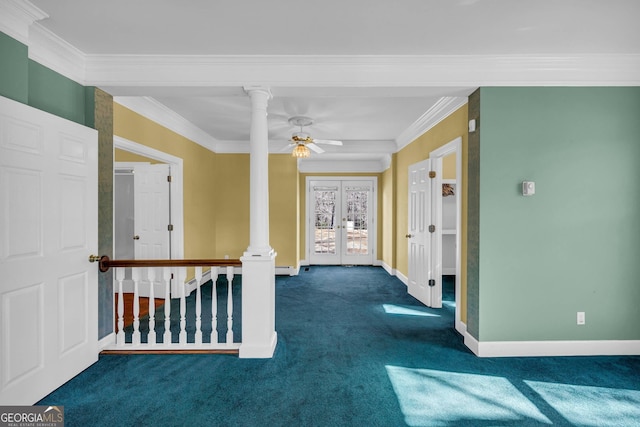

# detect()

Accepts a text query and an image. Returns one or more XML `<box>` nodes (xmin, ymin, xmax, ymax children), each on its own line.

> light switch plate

<box><xmin>522</xmin><ymin>181</ymin><xmax>535</xmax><ymax>196</ymax></box>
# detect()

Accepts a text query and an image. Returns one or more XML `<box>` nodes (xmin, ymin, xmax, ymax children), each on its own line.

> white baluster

<box><xmin>116</xmin><ymin>268</ymin><xmax>125</xmax><ymax>346</ymax></box>
<box><xmin>178</xmin><ymin>267</ymin><xmax>187</xmax><ymax>345</ymax></box>
<box><xmin>194</xmin><ymin>266</ymin><xmax>203</xmax><ymax>345</ymax></box>
<box><xmin>147</xmin><ymin>267</ymin><xmax>156</xmax><ymax>345</ymax></box>
<box><xmin>132</xmin><ymin>268</ymin><xmax>141</xmax><ymax>345</ymax></box>
<box><xmin>163</xmin><ymin>267</ymin><xmax>172</xmax><ymax>345</ymax></box>
<box><xmin>210</xmin><ymin>267</ymin><xmax>219</xmax><ymax>344</ymax></box>
<box><xmin>226</xmin><ymin>266</ymin><xmax>234</xmax><ymax>344</ymax></box>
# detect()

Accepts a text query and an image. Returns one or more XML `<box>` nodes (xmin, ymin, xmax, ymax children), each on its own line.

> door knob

<box><xmin>88</xmin><ymin>254</ymin><xmax>101</xmax><ymax>263</ymax></box>
<box><xmin>133</xmin><ymin>235</ymin><xmax>140</xmax><ymax>240</ymax></box>
<box><xmin>405</xmin><ymin>234</ymin><xmax>414</xmax><ymax>238</ymax></box>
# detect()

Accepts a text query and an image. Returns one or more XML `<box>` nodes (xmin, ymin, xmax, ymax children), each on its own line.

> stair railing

<box><xmin>91</xmin><ymin>256</ymin><xmax>242</xmax><ymax>354</ymax></box>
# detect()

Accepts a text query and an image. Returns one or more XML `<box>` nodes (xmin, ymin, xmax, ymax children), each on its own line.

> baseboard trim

<box><xmin>379</xmin><ymin>260</ymin><xmax>394</xmax><ymax>276</ymax></box>
<box><xmin>463</xmin><ymin>334</ymin><xmax>640</xmax><ymax>357</ymax></box>
<box><xmin>395</xmin><ymin>270</ymin><xmax>408</xmax><ymax>286</ymax></box>
<box><xmin>455</xmin><ymin>320</ymin><xmax>467</xmax><ymax>337</ymax></box>
<box><xmin>98</xmin><ymin>333</ymin><xmax>116</xmax><ymax>352</ymax></box>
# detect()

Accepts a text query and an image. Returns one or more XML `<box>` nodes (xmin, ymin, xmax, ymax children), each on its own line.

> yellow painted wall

<box><xmin>381</xmin><ymin>156</ymin><xmax>396</xmax><ymax>269</ymax></box>
<box><xmin>211</xmin><ymin>153</ymin><xmax>300</xmax><ymax>267</ymax></box>
<box><xmin>443</xmin><ymin>153</ymin><xmax>456</xmax><ymax>180</ymax></box>
<box><xmin>394</xmin><ymin>105</ymin><xmax>468</xmax><ymax>322</ymax></box>
<box><xmin>114</xmin><ymin>148</ymin><xmax>161</xmax><ymax>164</ymax></box>
<box><xmin>299</xmin><ymin>172</ymin><xmax>383</xmax><ymax>263</ymax></box>
<box><xmin>213</xmin><ymin>154</ymin><xmax>249</xmax><ymax>259</ymax></box>
<box><xmin>113</xmin><ymin>103</ymin><xmax>218</xmax><ymax>259</ymax></box>
<box><xmin>269</xmin><ymin>155</ymin><xmax>300</xmax><ymax>268</ymax></box>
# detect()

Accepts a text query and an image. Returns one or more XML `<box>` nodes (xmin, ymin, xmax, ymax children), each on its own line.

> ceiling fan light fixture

<box><xmin>292</xmin><ymin>144</ymin><xmax>311</xmax><ymax>158</ymax></box>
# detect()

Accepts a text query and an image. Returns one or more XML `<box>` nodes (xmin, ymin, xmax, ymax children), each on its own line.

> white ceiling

<box><xmin>21</xmin><ymin>0</ymin><xmax>640</xmax><ymax>168</ymax></box>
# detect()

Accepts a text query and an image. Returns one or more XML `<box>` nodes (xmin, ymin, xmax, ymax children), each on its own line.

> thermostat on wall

<box><xmin>522</xmin><ymin>181</ymin><xmax>535</xmax><ymax>196</ymax></box>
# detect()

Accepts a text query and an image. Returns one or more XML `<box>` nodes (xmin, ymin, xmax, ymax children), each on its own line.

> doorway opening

<box><xmin>407</xmin><ymin>137</ymin><xmax>462</xmax><ymax>331</ymax></box>
<box><xmin>306</xmin><ymin>177</ymin><xmax>377</xmax><ymax>265</ymax></box>
<box><xmin>113</xmin><ymin>136</ymin><xmax>184</xmax><ymax>302</ymax></box>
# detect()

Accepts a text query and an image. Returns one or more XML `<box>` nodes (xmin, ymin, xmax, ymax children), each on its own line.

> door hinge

<box><xmin>167</xmin><ymin>175</ymin><xmax>172</xmax><ymax>182</ymax></box>
<box><xmin>429</xmin><ymin>224</ymin><xmax>435</xmax><ymax>233</ymax></box>
<box><xmin>429</xmin><ymin>171</ymin><xmax>436</xmax><ymax>179</ymax></box>
<box><xmin>168</xmin><ymin>224</ymin><xmax>174</xmax><ymax>231</ymax></box>
<box><xmin>428</xmin><ymin>279</ymin><xmax>436</xmax><ymax>287</ymax></box>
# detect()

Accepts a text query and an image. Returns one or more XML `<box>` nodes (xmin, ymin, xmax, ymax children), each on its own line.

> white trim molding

<box><xmin>28</xmin><ymin>23</ymin><xmax>86</xmax><ymax>85</ymax></box>
<box><xmin>396</xmin><ymin>97</ymin><xmax>468</xmax><ymax>150</ymax></box>
<box><xmin>84</xmin><ymin>54</ymin><xmax>640</xmax><ymax>88</ymax></box>
<box><xmin>114</xmin><ymin>97</ymin><xmax>219</xmax><ymax>153</ymax></box>
<box><xmin>464</xmin><ymin>333</ymin><xmax>640</xmax><ymax>357</ymax></box>
<box><xmin>298</xmin><ymin>155</ymin><xmax>392</xmax><ymax>173</ymax></box>
<box><xmin>0</xmin><ymin>0</ymin><xmax>47</xmax><ymax>46</ymax></box>
<box><xmin>98</xmin><ymin>333</ymin><xmax>116</xmax><ymax>352</ymax></box>
<box><xmin>395</xmin><ymin>270</ymin><xmax>408</xmax><ymax>286</ymax></box>
<box><xmin>113</xmin><ymin>136</ymin><xmax>185</xmax><ymax>264</ymax></box>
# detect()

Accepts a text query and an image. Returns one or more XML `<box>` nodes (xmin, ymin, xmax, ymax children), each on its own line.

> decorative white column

<box><xmin>240</xmin><ymin>86</ymin><xmax>277</xmax><ymax>358</ymax></box>
<box><xmin>244</xmin><ymin>86</ymin><xmax>273</xmax><ymax>256</ymax></box>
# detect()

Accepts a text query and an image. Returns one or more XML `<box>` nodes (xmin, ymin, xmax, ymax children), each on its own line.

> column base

<box><xmin>239</xmin><ymin>332</ymin><xmax>278</xmax><ymax>358</ymax></box>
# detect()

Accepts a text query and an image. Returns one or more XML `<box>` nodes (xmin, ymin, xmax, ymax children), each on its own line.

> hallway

<box><xmin>39</xmin><ymin>267</ymin><xmax>640</xmax><ymax>426</ymax></box>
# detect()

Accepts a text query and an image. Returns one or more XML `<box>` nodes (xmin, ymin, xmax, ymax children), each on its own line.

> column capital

<box><xmin>243</xmin><ymin>86</ymin><xmax>273</xmax><ymax>100</ymax></box>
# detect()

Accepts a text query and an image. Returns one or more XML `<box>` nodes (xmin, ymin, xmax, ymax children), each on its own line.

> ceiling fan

<box><xmin>284</xmin><ymin>116</ymin><xmax>342</xmax><ymax>158</ymax></box>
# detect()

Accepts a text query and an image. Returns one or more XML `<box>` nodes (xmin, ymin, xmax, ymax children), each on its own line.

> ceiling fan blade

<box><xmin>307</xmin><ymin>143</ymin><xmax>325</xmax><ymax>153</ymax></box>
<box><xmin>280</xmin><ymin>143</ymin><xmax>296</xmax><ymax>152</ymax></box>
<box><xmin>312</xmin><ymin>139</ymin><xmax>343</xmax><ymax>146</ymax></box>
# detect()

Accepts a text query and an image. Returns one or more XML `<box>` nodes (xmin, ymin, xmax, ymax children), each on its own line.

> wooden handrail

<box><xmin>91</xmin><ymin>255</ymin><xmax>242</xmax><ymax>273</ymax></box>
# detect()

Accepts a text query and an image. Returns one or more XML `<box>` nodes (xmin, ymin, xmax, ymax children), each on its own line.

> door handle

<box><xmin>133</xmin><ymin>235</ymin><xmax>140</xmax><ymax>240</ymax></box>
<box><xmin>88</xmin><ymin>254</ymin><xmax>101</xmax><ymax>263</ymax></box>
<box><xmin>405</xmin><ymin>234</ymin><xmax>414</xmax><ymax>238</ymax></box>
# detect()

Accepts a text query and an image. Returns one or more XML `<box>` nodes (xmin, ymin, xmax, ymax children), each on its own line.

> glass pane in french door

<box><xmin>344</xmin><ymin>187</ymin><xmax>369</xmax><ymax>255</ymax></box>
<box><xmin>313</xmin><ymin>186</ymin><xmax>338</xmax><ymax>255</ymax></box>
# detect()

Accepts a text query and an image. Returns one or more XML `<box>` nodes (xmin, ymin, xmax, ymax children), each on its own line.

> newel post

<box><xmin>239</xmin><ymin>86</ymin><xmax>277</xmax><ymax>358</ymax></box>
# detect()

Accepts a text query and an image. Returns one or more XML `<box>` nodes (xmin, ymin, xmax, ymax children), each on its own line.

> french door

<box><xmin>308</xmin><ymin>179</ymin><xmax>375</xmax><ymax>265</ymax></box>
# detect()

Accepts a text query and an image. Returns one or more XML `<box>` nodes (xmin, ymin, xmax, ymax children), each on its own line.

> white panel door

<box><xmin>133</xmin><ymin>164</ymin><xmax>170</xmax><ymax>260</ymax></box>
<box><xmin>407</xmin><ymin>159</ymin><xmax>440</xmax><ymax>307</ymax></box>
<box><xmin>0</xmin><ymin>96</ymin><xmax>98</xmax><ymax>404</ymax></box>
<box><xmin>134</xmin><ymin>163</ymin><xmax>170</xmax><ymax>297</ymax></box>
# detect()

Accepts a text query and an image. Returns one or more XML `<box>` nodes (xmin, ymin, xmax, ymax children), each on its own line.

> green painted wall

<box><xmin>28</xmin><ymin>60</ymin><xmax>88</xmax><ymax>125</ymax></box>
<box><xmin>477</xmin><ymin>87</ymin><xmax>640</xmax><ymax>342</ymax></box>
<box><xmin>0</xmin><ymin>32</ymin><xmax>28</xmax><ymax>103</ymax></box>
<box><xmin>0</xmin><ymin>32</ymin><xmax>91</xmax><ymax>127</ymax></box>
<box><xmin>0</xmin><ymin>31</ymin><xmax>114</xmax><ymax>338</ymax></box>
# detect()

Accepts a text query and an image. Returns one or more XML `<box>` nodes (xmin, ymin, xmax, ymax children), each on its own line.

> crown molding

<box><xmin>28</xmin><ymin>23</ymin><xmax>86</xmax><ymax>84</ymax></box>
<box><xmin>396</xmin><ymin>97</ymin><xmax>469</xmax><ymax>150</ymax></box>
<box><xmin>0</xmin><ymin>0</ymin><xmax>47</xmax><ymax>45</ymax></box>
<box><xmin>114</xmin><ymin>96</ymin><xmax>219</xmax><ymax>153</ymax></box>
<box><xmin>85</xmin><ymin>54</ymin><xmax>640</xmax><ymax>88</ymax></box>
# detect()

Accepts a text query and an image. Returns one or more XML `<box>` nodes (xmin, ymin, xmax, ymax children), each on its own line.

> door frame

<box><xmin>114</xmin><ymin>136</ymin><xmax>184</xmax><ymax>261</ymax></box>
<box><xmin>429</xmin><ymin>136</ymin><xmax>463</xmax><ymax>334</ymax></box>
<box><xmin>305</xmin><ymin>176</ymin><xmax>377</xmax><ymax>265</ymax></box>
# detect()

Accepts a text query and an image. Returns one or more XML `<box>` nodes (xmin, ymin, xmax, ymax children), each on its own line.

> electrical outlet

<box><xmin>577</xmin><ymin>311</ymin><xmax>585</xmax><ymax>325</ymax></box>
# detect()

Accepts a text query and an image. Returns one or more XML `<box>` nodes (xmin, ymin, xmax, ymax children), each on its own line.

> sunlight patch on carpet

<box><xmin>386</xmin><ymin>366</ymin><xmax>551</xmax><ymax>426</ymax></box>
<box><xmin>525</xmin><ymin>380</ymin><xmax>640</xmax><ymax>427</ymax></box>
<box><xmin>382</xmin><ymin>304</ymin><xmax>440</xmax><ymax>317</ymax></box>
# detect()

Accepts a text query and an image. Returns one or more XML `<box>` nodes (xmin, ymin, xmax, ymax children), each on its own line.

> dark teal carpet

<box><xmin>39</xmin><ymin>266</ymin><xmax>640</xmax><ymax>426</ymax></box>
